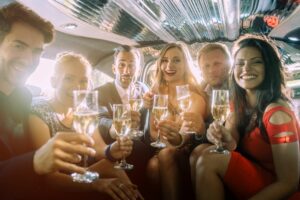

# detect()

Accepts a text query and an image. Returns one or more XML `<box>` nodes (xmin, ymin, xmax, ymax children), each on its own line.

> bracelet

<box><xmin>174</xmin><ymin>132</ymin><xmax>185</xmax><ymax>148</ymax></box>
<box><xmin>104</xmin><ymin>144</ymin><xmax>118</xmax><ymax>162</ymax></box>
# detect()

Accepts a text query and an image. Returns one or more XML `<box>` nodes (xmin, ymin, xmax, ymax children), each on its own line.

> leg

<box><xmin>195</xmin><ymin>148</ymin><xmax>230</xmax><ymax>200</ymax></box>
<box><xmin>157</xmin><ymin>147</ymin><xmax>181</xmax><ymax>200</ymax></box>
<box><xmin>189</xmin><ymin>143</ymin><xmax>211</xmax><ymax>188</ymax></box>
<box><xmin>146</xmin><ymin>155</ymin><xmax>161</xmax><ymax>200</ymax></box>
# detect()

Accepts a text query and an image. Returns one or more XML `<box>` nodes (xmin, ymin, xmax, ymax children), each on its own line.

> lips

<box><xmin>164</xmin><ymin>70</ymin><xmax>176</xmax><ymax>76</ymax></box>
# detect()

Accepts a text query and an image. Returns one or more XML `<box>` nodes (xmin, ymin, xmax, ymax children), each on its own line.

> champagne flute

<box><xmin>151</xmin><ymin>94</ymin><xmax>168</xmax><ymax>148</ymax></box>
<box><xmin>113</xmin><ymin>104</ymin><xmax>134</xmax><ymax>170</ymax></box>
<box><xmin>128</xmin><ymin>84</ymin><xmax>144</xmax><ymax>138</ymax></box>
<box><xmin>176</xmin><ymin>84</ymin><xmax>193</xmax><ymax>134</ymax></box>
<box><xmin>209</xmin><ymin>90</ymin><xmax>230</xmax><ymax>155</ymax></box>
<box><xmin>71</xmin><ymin>90</ymin><xmax>99</xmax><ymax>183</ymax></box>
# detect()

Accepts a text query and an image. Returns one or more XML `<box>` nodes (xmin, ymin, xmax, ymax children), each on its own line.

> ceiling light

<box><xmin>61</xmin><ymin>23</ymin><xmax>78</xmax><ymax>30</ymax></box>
<box><xmin>288</xmin><ymin>37</ymin><xmax>299</xmax><ymax>41</ymax></box>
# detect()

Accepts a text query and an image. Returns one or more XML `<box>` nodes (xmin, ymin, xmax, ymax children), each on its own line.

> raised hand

<box><xmin>157</xmin><ymin>119</ymin><xmax>182</xmax><ymax>146</ymax></box>
<box><xmin>142</xmin><ymin>91</ymin><xmax>154</xmax><ymax>109</ymax></box>
<box><xmin>33</xmin><ymin>132</ymin><xmax>96</xmax><ymax>175</ymax></box>
<box><xmin>110</xmin><ymin>137</ymin><xmax>133</xmax><ymax>159</ymax></box>
<box><xmin>180</xmin><ymin>112</ymin><xmax>205</xmax><ymax>134</ymax></box>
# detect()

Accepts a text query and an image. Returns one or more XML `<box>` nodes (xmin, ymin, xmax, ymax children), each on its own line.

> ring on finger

<box><xmin>118</xmin><ymin>183</ymin><xmax>124</xmax><ymax>188</ymax></box>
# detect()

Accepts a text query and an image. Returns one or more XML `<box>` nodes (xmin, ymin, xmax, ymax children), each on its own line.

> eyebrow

<box><xmin>14</xmin><ymin>40</ymin><xmax>44</xmax><ymax>52</ymax></box>
<box><xmin>236</xmin><ymin>56</ymin><xmax>263</xmax><ymax>61</ymax></box>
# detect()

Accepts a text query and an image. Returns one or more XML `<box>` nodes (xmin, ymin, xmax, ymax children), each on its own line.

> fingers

<box><xmin>54</xmin><ymin>159</ymin><xmax>86</xmax><ymax>174</ymax></box>
<box><xmin>111</xmin><ymin>182</ymin><xmax>137</xmax><ymax>200</ymax></box>
<box><xmin>54</xmin><ymin>148</ymin><xmax>82</xmax><ymax>164</ymax></box>
<box><xmin>53</xmin><ymin>139</ymin><xmax>96</xmax><ymax>157</ymax></box>
<box><xmin>55</xmin><ymin>132</ymin><xmax>95</xmax><ymax>146</ymax></box>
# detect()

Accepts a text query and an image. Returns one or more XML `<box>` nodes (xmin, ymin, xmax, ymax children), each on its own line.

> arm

<box><xmin>250</xmin><ymin>105</ymin><xmax>299</xmax><ymax>200</ymax></box>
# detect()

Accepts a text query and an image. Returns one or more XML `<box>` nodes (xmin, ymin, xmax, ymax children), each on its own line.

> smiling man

<box><xmin>0</xmin><ymin>3</ymin><xmax>98</xmax><ymax>200</ymax></box>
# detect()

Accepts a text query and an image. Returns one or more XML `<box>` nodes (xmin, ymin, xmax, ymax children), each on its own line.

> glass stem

<box><xmin>157</xmin><ymin>130</ymin><xmax>161</xmax><ymax>143</ymax></box>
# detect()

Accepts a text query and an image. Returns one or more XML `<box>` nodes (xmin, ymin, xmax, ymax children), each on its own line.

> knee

<box><xmin>157</xmin><ymin>147</ymin><xmax>177</xmax><ymax>164</ymax></box>
<box><xmin>146</xmin><ymin>156</ymin><xmax>159</xmax><ymax>176</ymax></box>
<box><xmin>190</xmin><ymin>145</ymin><xmax>207</xmax><ymax>167</ymax></box>
<box><xmin>195</xmin><ymin>152</ymin><xmax>216</xmax><ymax>175</ymax></box>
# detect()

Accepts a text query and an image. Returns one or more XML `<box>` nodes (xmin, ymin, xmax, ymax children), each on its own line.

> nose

<box><xmin>243</xmin><ymin>61</ymin><xmax>252</xmax><ymax>71</ymax></box>
<box><xmin>123</xmin><ymin>65</ymin><xmax>131</xmax><ymax>74</ymax></box>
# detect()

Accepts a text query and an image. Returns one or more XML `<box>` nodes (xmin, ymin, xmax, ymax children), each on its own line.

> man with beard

<box><xmin>95</xmin><ymin>46</ymin><xmax>152</xmax><ymax>195</ymax></box>
<box><xmin>0</xmin><ymin>3</ymin><xmax>97</xmax><ymax>199</ymax></box>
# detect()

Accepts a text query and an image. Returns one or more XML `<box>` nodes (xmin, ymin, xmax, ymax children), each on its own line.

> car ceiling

<box><xmin>11</xmin><ymin>0</ymin><xmax>300</xmax><ymax>77</ymax></box>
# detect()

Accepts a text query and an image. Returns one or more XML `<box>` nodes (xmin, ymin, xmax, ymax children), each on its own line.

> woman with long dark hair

<box><xmin>193</xmin><ymin>35</ymin><xmax>300</xmax><ymax>200</ymax></box>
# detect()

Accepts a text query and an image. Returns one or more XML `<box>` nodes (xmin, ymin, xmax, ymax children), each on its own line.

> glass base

<box><xmin>209</xmin><ymin>147</ymin><xmax>230</xmax><ymax>155</ymax></box>
<box><xmin>150</xmin><ymin>141</ymin><xmax>166</xmax><ymax>148</ymax></box>
<box><xmin>71</xmin><ymin>171</ymin><xmax>99</xmax><ymax>183</ymax></box>
<box><xmin>130</xmin><ymin>129</ymin><xmax>144</xmax><ymax>139</ymax></box>
<box><xmin>114</xmin><ymin>162</ymin><xmax>134</xmax><ymax>170</ymax></box>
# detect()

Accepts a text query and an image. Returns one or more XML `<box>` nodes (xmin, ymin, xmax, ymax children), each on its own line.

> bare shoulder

<box><xmin>265</xmin><ymin>99</ymin><xmax>291</xmax><ymax>112</ymax></box>
<box><xmin>265</xmin><ymin>99</ymin><xmax>293</xmax><ymax>124</ymax></box>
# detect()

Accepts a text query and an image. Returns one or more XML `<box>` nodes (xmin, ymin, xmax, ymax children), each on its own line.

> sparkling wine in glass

<box><xmin>128</xmin><ymin>84</ymin><xmax>144</xmax><ymax>138</ymax></box>
<box><xmin>176</xmin><ymin>84</ymin><xmax>193</xmax><ymax>134</ymax></box>
<box><xmin>71</xmin><ymin>90</ymin><xmax>99</xmax><ymax>183</ymax></box>
<box><xmin>210</xmin><ymin>90</ymin><xmax>230</xmax><ymax>155</ymax></box>
<box><xmin>113</xmin><ymin>104</ymin><xmax>134</xmax><ymax>170</ymax></box>
<box><xmin>151</xmin><ymin>94</ymin><xmax>168</xmax><ymax>148</ymax></box>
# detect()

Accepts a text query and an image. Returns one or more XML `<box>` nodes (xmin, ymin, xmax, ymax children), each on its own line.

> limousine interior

<box><xmin>4</xmin><ymin>0</ymin><xmax>300</xmax><ymax>115</ymax></box>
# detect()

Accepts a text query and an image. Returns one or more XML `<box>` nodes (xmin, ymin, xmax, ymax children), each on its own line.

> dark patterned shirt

<box><xmin>31</xmin><ymin>100</ymin><xmax>71</xmax><ymax>137</ymax></box>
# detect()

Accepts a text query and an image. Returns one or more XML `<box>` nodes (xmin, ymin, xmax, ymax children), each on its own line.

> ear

<box><xmin>112</xmin><ymin>64</ymin><xmax>116</xmax><ymax>75</ymax></box>
<box><xmin>50</xmin><ymin>76</ymin><xmax>57</xmax><ymax>88</ymax></box>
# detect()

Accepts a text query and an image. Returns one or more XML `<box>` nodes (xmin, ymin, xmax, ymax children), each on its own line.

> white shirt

<box><xmin>114</xmin><ymin>80</ymin><xmax>129</xmax><ymax>104</ymax></box>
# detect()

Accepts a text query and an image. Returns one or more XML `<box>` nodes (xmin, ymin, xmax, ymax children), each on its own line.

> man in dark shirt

<box><xmin>0</xmin><ymin>3</ymin><xmax>96</xmax><ymax>199</ymax></box>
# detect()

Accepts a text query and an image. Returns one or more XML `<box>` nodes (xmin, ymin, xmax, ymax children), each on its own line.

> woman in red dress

<box><xmin>193</xmin><ymin>35</ymin><xmax>300</xmax><ymax>200</ymax></box>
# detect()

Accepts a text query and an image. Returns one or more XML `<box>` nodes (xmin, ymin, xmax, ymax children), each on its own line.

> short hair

<box><xmin>54</xmin><ymin>52</ymin><xmax>92</xmax><ymax>76</ymax></box>
<box><xmin>113</xmin><ymin>45</ymin><xmax>142</xmax><ymax>67</ymax></box>
<box><xmin>0</xmin><ymin>2</ymin><xmax>54</xmax><ymax>43</ymax></box>
<box><xmin>197</xmin><ymin>42</ymin><xmax>231</xmax><ymax>65</ymax></box>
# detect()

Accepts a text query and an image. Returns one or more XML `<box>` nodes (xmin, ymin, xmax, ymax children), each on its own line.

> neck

<box><xmin>50</xmin><ymin>97</ymin><xmax>71</xmax><ymax>114</ymax></box>
<box><xmin>246</xmin><ymin>90</ymin><xmax>257</xmax><ymax>109</ymax></box>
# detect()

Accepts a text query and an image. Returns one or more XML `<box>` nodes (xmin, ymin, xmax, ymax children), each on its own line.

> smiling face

<box><xmin>0</xmin><ymin>22</ymin><xmax>44</xmax><ymax>91</ymax></box>
<box><xmin>198</xmin><ymin>49</ymin><xmax>229</xmax><ymax>88</ymax></box>
<box><xmin>53</xmin><ymin>58</ymin><xmax>91</xmax><ymax>106</ymax></box>
<box><xmin>113</xmin><ymin>51</ymin><xmax>138</xmax><ymax>89</ymax></box>
<box><xmin>160</xmin><ymin>47</ymin><xmax>186</xmax><ymax>84</ymax></box>
<box><xmin>234</xmin><ymin>47</ymin><xmax>265</xmax><ymax>91</ymax></box>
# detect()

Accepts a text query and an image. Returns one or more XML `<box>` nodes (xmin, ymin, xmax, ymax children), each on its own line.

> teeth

<box><xmin>241</xmin><ymin>75</ymin><xmax>257</xmax><ymax>80</ymax></box>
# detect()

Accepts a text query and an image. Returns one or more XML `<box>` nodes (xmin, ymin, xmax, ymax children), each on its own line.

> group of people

<box><xmin>0</xmin><ymin>2</ymin><xmax>300</xmax><ymax>200</ymax></box>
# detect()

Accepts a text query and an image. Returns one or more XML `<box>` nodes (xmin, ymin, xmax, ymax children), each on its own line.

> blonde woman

<box><xmin>143</xmin><ymin>43</ymin><xmax>207</xmax><ymax>200</ymax></box>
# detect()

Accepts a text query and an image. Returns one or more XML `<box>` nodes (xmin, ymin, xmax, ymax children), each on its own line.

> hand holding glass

<box><xmin>71</xmin><ymin>90</ymin><xmax>99</xmax><ymax>183</ymax></box>
<box><xmin>113</xmin><ymin>104</ymin><xmax>134</xmax><ymax>170</ymax></box>
<box><xmin>210</xmin><ymin>90</ymin><xmax>230</xmax><ymax>155</ymax></box>
<box><xmin>176</xmin><ymin>84</ymin><xmax>193</xmax><ymax>134</ymax></box>
<box><xmin>128</xmin><ymin>84</ymin><xmax>144</xmax><ymax>138</ymax></box>
<box><xmin>151</xmin><ymin>94</ymin><xmax>168</xmax><ymax>148</ymax></box>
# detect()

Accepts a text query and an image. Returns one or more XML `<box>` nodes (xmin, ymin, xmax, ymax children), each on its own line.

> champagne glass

<box><xmin>176</xmin><ymin>84</ymin><xmax>193</xmax><ymax>134</ymax></box>
<box><xmin>71</xmin><ymin>90</ymin><xmax>99</xmax><ymax>183</ymax></box>
<box><xmin>113</xmin><ymin>104</ymin><xmax>134</xmax><ymax>170</ymax></box>
<box><xmin>209</xmin><ymin>90</ymin><xmax>230</xmax><ymax>155</ymax></box>
<box><xmin>128</xmin><ymin>84</ymin><xmax>144</xmax><ymax>138</ymax></box>
<box><xmin>151</xmin><ymin>94</ymin><xmax>168</xmax><ymax>148</ymax></box>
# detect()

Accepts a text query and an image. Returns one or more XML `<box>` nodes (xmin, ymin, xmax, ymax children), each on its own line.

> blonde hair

<box><xmin>54</xmin><ymin>52</ymin><xmax>92</xmax><ymax>76</ymax></box>
<box><xmin>152</xmin><ymin>42</ymin><xmax>202</xmax><ymax>95</ymax></box>
<box><xmin>197</xmin><ymin>42</ymin><xmax>231</xmax><ymax>67</ymax></box>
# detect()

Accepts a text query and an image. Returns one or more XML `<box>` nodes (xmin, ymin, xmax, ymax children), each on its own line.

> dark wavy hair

<box><xmin>0</xmin><ymin>2</ymin><xmax>54</xmax><ymax>43</ymax></box>
<box><xmin>231</xmin><ymin>35</ymin><xmax>288</xmax><ymax>143</ymax></box>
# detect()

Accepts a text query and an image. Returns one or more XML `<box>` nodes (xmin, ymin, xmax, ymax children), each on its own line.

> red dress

<box><xmin>223</xmin><ymin>106</ymin><xmax>300</xmax><ymax>200</ymax></box>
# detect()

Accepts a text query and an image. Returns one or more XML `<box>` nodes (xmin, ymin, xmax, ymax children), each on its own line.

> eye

<box><xmin>64</xmin><ymin>76</ymin><xmax>74</xmax><ymax>82</ymax></box>
<box><xmin>161</xmin><ymin>59</ymin><xmax>168</xmax><ymax>63</ymax></box>
<box><xmin>12</xmin><ymin>43</ymin><xmax>26</xmax><ymax>51</ymax></box>
<box><xmin>235</xmin><ymin>62</ymin><xmax>244</xmax><ymax>67</ymax></box>
<box><xmin>118</xmin><ymin>62</ymin><xmax>126</xmax><ymax>68</ymax></box>
<box><xmin>172</xmin><ymin>59</ymin><xmax>181</xmax><ymax>64</ymax></box>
